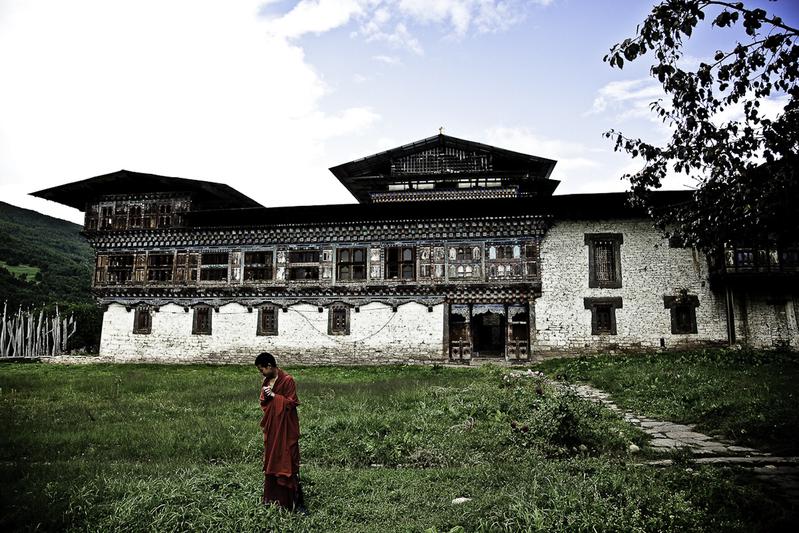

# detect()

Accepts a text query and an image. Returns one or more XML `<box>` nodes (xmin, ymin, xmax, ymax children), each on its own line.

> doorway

<box><xmin>472</xmin><ymin>311</ymin><xmax>506</xmax><ymax>356</ymax></box>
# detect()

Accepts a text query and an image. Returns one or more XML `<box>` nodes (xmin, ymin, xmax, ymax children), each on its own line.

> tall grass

<box><xmin>1</xmin><ymin>362</ymin><xmax>795</xmax><ymax>531</ymax></box>
<box><xmin>537</xmin><ymin>347</ymin><xmax>799</xmax><ymax>455</ymax></box>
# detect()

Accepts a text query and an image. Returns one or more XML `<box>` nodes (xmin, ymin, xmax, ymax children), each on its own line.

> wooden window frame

<box><xmin>328</xmin><ymin>304</ymin><xmax>350</xmax><ymax>335</ymax></box>
<box><xmin>133</xmin><ymin>306</ymin><xmax>152</xmax><ymax>334</ymax></box>
<box><xmin>385</xmin><ymin>246</ymin><xmax>416</xmax><ymax>280</ymax></box>
<box><xmin>200</xmin><ymin>252</ymin><xmax>230</xmax><ymax>282</ymax></box>
<box><xmin>585</xmin><ymin>233</ymin><xmax>623</xmax><ymax>289</ymax></box>
<box><xmin>147</xmin><ymin>252</ymin><xmax>174</xmax><ymax>283</ymax></box>
<box><xmin>663</xmin><ymin>294</ymin><xmax>699</xmax><ymax>334</ymax></box>
<box><xmin>257</xmin><ymin>305</ymin><xmax>279</xmax><ymax>336</ymax></box>
<box><xmin>244</xmin><ymin>251</ymin><xmax>274</xmax><ymax>282</ymax></box>
<box><xmin>192</xmin><ymin>306</ymin><xmax>213</xmax><ymax>335</ymax></box>
<box><xmin>336</xmin><ymin>247</ymin><xmax>367</xmax><ymax>281</ymax></box>
<box><xmin>584</xmin><ymin>297</ymin><xmax>623</xmax><ymax>335</ymax></box>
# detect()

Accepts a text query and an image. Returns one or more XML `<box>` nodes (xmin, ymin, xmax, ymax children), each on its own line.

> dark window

<box><xmin>337</xmin><ymin>247</ymin><xmax>367</xmax><ymax>281</ymax></box>
<box><xmin>288</xmin><ymin>250</ymin><xmax>320</xmax><ymax>263</ymax></box>
<box><xmin>192</xmin><ymin>306</ymin><xmax>212</xmax><ymax>335</ymax></box>
<box><xmin>143</xmin><ymin>203</ymin><xmax>158</xmax><ymax>229</ymax></box>
<box><xmin>288</xmin><ymin>266</ymin><xmax>319</xmax><ymax>280</ymax></box>
<box><xmin>100</xmin><ymin>206</ymin><xmax>114</xmax><ymax>230</ymax></box>
<box><xmin>257</xmin><ymin>306</ymin><xmax>278</xmax><ymax>336</ymax></box>
<box><xmin>113</xmin><ymin>205</ymin><xmax>128</xmax><ymax>230</ymax></box>
<box><xmin>244</xmin><ymin>251</ymin><xmax>274</xmax><ymax>281</ymax></box>
<box><xmin>328</xmin><ymin>305</ymin><xmax>350</xmax><ymax>335</ymax></box>
<box><xmin>133</xmin><ymin>307</ymin><xmax>152</xmax><ymax>334</ymax></box>
<box><xmin>85</xmin><ymin>205</ymin><xmax>99</xmax><ymax>231</ymax></box>
<box><xmin>584</xmin><ymin>297</ymin><xmax>622</xmax><ymax>335</ymax></box>
<box><xmin>385</xmin><ymin>247</ymin><xmax>415</xmax><ymax>280</ymax></box>
<box><xmin>158</xmin><ymin>204</ymin><xmax>172</xmax><ymax>228</ymax></box>
<box><xmin>147</xmin><ymin>253</ymin><xmax>174</xmax><ymax>282</ymax></box>
<box><xmin>200</xmin><ymin>252</ymin><xmax>229</xmax><ymax>282</ymax></box>
<box><xmin>585</xmin><ymin>234</ymin><xmax>623</xmax><ymax>288</ymax></box>
<box><xmin>106</xmin><ymin>254</ymin><xmax>134</xmax><ymax>284</ymax></box>
<box><xmin>129</xmin><ymin>205</ymin><xmax>143</xmax><ymax>228</ymax></box>
<box><xmin>664</xmin><ymin>294</ymin><xmax>699</xmax><ymax>334</ymax></box>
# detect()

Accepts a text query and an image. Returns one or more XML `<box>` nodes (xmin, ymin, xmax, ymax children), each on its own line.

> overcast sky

<box><xmin>1</xmin><ymin>0</ymin><xmax>796</xmax><ymax>224</ymax></box>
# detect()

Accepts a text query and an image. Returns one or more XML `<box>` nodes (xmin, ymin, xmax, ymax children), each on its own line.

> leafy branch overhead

<box><xmin>603</xmin><ymin>0</ymin><xmax>798</xmax><ymax>252</ymax></box>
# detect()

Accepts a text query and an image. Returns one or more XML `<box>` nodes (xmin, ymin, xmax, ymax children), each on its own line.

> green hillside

<box><xmin>0</xmin><ymin>201</ymin><xmax>100</xmax><ymax>350</ymax></box>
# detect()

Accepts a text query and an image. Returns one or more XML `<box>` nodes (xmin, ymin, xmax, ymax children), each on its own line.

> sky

<box><xmin>0</xmin><ymin>0</ymin><xmax>796</xmax><ymax>224</ymax></box>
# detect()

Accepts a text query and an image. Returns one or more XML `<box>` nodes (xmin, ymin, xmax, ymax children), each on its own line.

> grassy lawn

<box><xmin>537</xmin><ymin>348</ymin><xmax>799</xmax><ymax>456</ymax></box>
<box><xmin>0</xmin><ymin>362</ymin><xmax>796</xmax><ymax>532</ymax></box>
<box><xmin>0</xmin><ymin>260</ymin><xmax>40</xmax><ymax>283</ymax></box>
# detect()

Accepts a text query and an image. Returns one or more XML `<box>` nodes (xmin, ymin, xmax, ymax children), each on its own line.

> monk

<box><xmin>255</xmin><ymin>352</ymin><xmax>305</xmax><ymax>511</ymax></box>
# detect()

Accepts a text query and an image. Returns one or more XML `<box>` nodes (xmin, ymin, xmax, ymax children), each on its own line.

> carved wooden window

<box><xmin>524</xmin><ymin>243</ymin><xmax>539</xmax><ymax>277</ymax></box>
<box><xmin>585</xmin><ymin>234</ymin><xmax>623</xmax><ymax>288</ymax></box>
<box><xmin>244</xmin><ymin>251</ymin><xmax>274</xmax><ymax>281</ymax></box>
<box><xmin>337</xmin><ymin>248</ymin><xmax>367</xmax><ymax>281</ymax></box>
<box><xmin>129</xmin><ymin>205</ymin><xmax>143</xmax><ymax>228</ymax></box>
<box><xmin>113</xmin><ymin>205</ymin><xmax>128</xmax><ymax>230</ymax></box>
<box><xmin>192</xmin><ymin>306</ymin><xmax>212</xmax><ymax>335</ymax></box>
<box><xmin>133</xmin><ymin>254</ymin><xmax>147</xmax><ymax>283</ymax></box>
<box><xmin>385</xmin><ymin>247</ymin><xmax>415</xmax><ymax>280</ymax></box>
<box><xmin>584</xmin><ymin>297</ymin><xmax>622</xmax><ymax>335</ymax></box>
<box><xmin>85</xmin><ymin>205</ymin><xmax>99</xmax><ymax>231</ymax></box>
<box><xmin>328</xmin><ymin>305</ymin><xmax>350</xmax><ymax>335</ymax></box>
<box><xmin>257</xmin><ymin>305</ymin><xmax>279</xmax><ymax>336</ymax></box>
<box><xmin>147</xmin><ymin>253</ymin><xmax>174</xmax><ymax>283</ymax></box>
<box><xmin>175</xmin><ymin>252</ymin><xmax>199</xmax><ymax>283</ymax></box>
<box><xmin>157</xmin><ymin>204</ymin><xmax>172</xmax><ymax>228</ymax></box>
<box><xmin>143</xmin><ymin>203</ymin><xmax>158</xmax><ymax>229</ymax></box>
<box><xmin>99</xmin><ymin>205</ymin><xmax>114</xmax><ymax>230</ymax></box>
<box><xmin>133</xmin><ymin>306</ymin><xmax>152</xmax><ymax>334</ymax></box>
<box><xmin>287</xmin><ymin>250</ymin><xmax>320</xmax><ymax>280</ymax></box>
<box><xmin>664</xmin><ymin>294</ymin><xmax>699</xmax><ymax>334</ymax></box>
<box><xmin>105</xmin><ymin>254</ymin><xmax>134</xmax><ymax>284</ymax></box>
<box><xmin>200</xmin><ymin>252</ymin><xmax>229</xmax><ymax>282</ymax></box>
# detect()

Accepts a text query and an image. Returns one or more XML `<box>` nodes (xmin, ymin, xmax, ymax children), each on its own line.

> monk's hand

<box><xmin>263</xmin><ymin>386</ymin><xmax>275</xmax><ymax>398</ymax></box>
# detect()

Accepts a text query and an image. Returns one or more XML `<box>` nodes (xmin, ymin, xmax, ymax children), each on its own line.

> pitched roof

<box><xmin>329</xmin><ymin>133</ymin><xmax>559</xmax><ymax>203</ymax></box>
<box><xmin>30</xmin><ymin>170</ymin><xmax>262</xmax><ymax>211</ymax></box>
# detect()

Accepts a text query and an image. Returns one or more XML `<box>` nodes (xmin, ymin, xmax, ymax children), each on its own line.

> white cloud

<box><xmin>585</xmin><ymin>78</ymin><xmax>664</xmax><ymax>117</ymax></box>
<box><xmin>265</xmin><ymin>0</ymin><xmax>544</xmax><ymax>54</ymax></box>
<box><xmin>0</xmin><ymin>0</ymin><xmax>380</xmax><ymax>223</ymax></box>
<box><xmin>372</xmin><ymin>54</ymin><xmax>403</xmax><ymax>65</ymax></box>
<box><xmin>484</xmin><ymin>126</ymin><xmax>600</xmax><ymax>184</ymax></box>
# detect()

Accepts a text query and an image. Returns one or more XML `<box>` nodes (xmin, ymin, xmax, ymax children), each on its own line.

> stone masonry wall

<box><xmin>537</xmin><ymin>218</ymin><xmax>722</xmax><ymax>357</ymax></box>
<box><xmin>732</xmin><ymin>291</ymin><xmax>799</xmax><ymax>350</ymax></box>
<box><xmin>99</xmin><ymin>301</ymin><xmax>446</xmax><ymax>365</ymax></box>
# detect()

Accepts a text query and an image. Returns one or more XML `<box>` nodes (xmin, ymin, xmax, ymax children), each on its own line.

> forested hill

<box><xmin>0</xmin><ymin>201</ymin><xmax>100</xmax><ymax>350</ymax></box>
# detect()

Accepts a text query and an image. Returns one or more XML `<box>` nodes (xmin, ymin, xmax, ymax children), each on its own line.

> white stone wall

<box><xmin>535</xmin><ymin>218</ymin><xmax>727</xmax><ymax>356</ymax></box>
<box><xmin>96</xmin><ymin>217</ymin><xmax>797</xmax><ymax>363</ymax></box>
<box><xmin>99</xmin><ymin>301</ymin><xmax>446</xmax><ymax>364</ymax></box>
<box><xmin>732</xmin><ymin>292</ymin><xmax>799</xmax><ymax>350</ymax></box>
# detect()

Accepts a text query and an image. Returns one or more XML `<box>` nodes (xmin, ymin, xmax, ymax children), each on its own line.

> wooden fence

<box><xmin>0</xmin><ymin>303</ymin><xmax>76</xmax><ymax>358</ymax></box>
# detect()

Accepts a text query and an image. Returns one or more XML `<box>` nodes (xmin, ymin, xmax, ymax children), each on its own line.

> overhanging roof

<box><xmin>30</xmin><ymin>170</ymin><xmax>262</xmax><ymax>211</ymax></box>
<box><xmin>183</xmin><ymin>190</ymin><xmax>694</xmax><ymax>228</ymax></box>
<box><xmin>329</xmin><ymin>133</ymin><xmax>559</xmax><ymax>203</ymax></box>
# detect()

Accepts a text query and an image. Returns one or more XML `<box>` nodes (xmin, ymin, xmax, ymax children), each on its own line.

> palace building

<box><xmin>32</xmin><ymin>134</ymin><xmax>799</xmax><ymax>364</ymax></box>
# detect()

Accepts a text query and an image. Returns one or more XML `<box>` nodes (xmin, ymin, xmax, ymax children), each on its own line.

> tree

<box><xmin>604</xmin><ymin>0</ymin><xmax>799</xmax><ymax>253</ymax></box>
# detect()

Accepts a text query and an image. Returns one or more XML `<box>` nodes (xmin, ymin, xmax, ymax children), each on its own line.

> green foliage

<box><xmin>603</xmin><ymin>1</ymin><xmax>799</xmax><ymax>251</ymax></box>
<box><xmin>538</xmin><ymin>348</ymin><xmax>799</xmax><ymax>454</ymax></box>
<box><xmin>0</xmin><ymin>261</ymin><xmax>41</xmax><ymax>283</ymax></box>
<box><xmin>0</xmin><ymin>364</ymin><xmax>795</xmax><ymax>531</ymax></box>
<box><xmin>0</xmin><ymin>201</ymin><xmax>100</xmax><ymax>350</ymax></box>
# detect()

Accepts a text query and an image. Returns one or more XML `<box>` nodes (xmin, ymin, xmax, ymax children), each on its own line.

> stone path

<box><xmin>565</xmin><ymin>382</ymin><xmax>769</xmax><ymax>456</ymax></box>
<box><xmin>550</xmin><ymin>379</ymin><xmax>799</xmax><ymax>502</ymax></box>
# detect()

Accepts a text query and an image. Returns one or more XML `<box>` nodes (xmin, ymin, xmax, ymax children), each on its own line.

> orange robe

<box><xmin>259</xmin><ymin>368</ymin><xmax>302</xmax><ymax>508</ymax></box>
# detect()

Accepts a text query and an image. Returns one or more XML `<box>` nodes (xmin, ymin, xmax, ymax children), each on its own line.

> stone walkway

<box><xmin>565</xmin><ymin>382</ymin><xmax>769</xmax><ymax>456</ymax></box>
<box><xmin>551</xmin><ymin>379</ymin><xmax>799</xmax><ymax>502</ymax></box>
